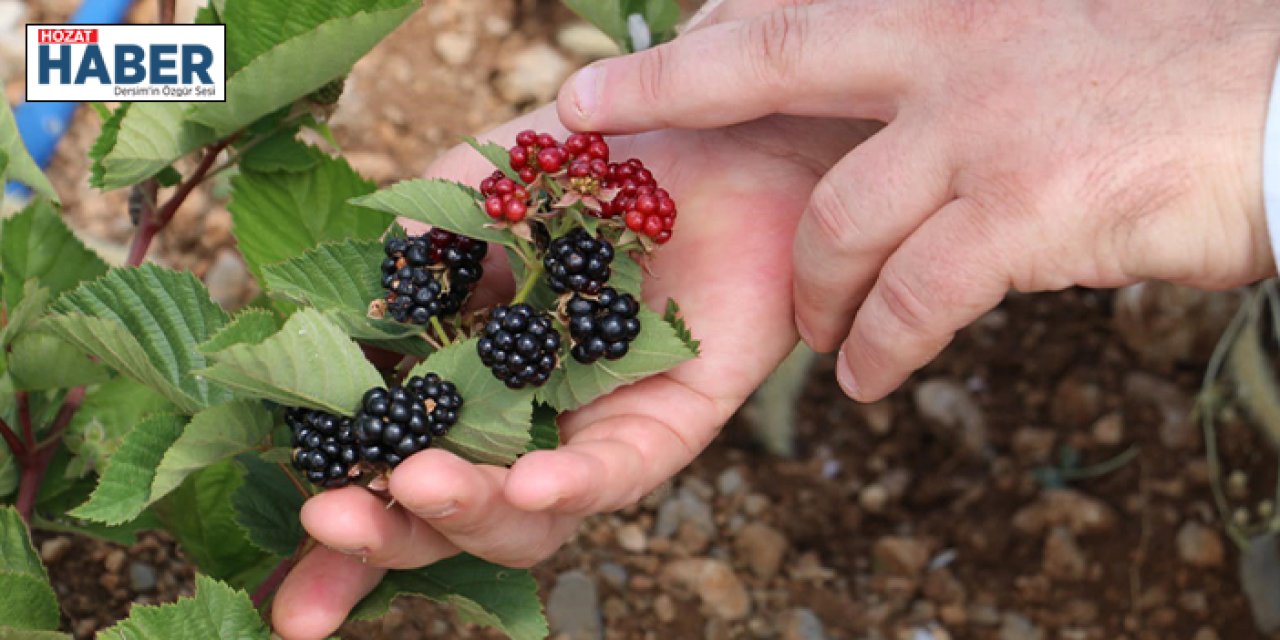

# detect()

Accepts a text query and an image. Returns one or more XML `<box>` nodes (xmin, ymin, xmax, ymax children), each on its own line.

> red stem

<box><xmin>251</xmin><ymin>554</ymin><xmax>298</xmax><ymax>608</ymax></box>
<box><xmin>16</xmin><ymin>391</ymin><xmax>31</xmax><ymax>447</ymax></box>
<box><xmin>14</xmin><ymin>387</ymin><xmax>86</xmax><ymax>523</ymax></box>
<box><xmin>158</xmin><ymin>0</ymin><xmax>175</xmax><ymax>24</ymax></box>
<box><xmin>0</xmin><ymin>417</ymin><xmax>24</xmax><ymax>459</ymax></box>
<box><xmin>126</xmin><ymin>138</ymin><xmax>234</xmax><ymax>267</ymax></box>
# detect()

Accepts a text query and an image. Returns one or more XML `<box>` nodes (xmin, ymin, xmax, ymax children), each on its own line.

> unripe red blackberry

<box><xmin>479</xmin><ymin>170</ymin><xmax>532</xmax><ymax>222</ymax></box>
<box><xmin>288</xmin><ymin>408</ymin><xmax>360</xmax><ymax>487</ymax></box>
<box><xmin>565</xmin><ymin>287</ymin><xmax>642</xmax><ymax>364</ymax></box>
<box><xmin>476</xmin><ymin>304</ymin><xmax>561</xmax><ymax>389</ymax></box>
<box><xmin>603</xmin><ymin>159</ymin><xmax>676</xmax><ymax>243</ymax></box>
<box><xmin>544</xmin><ymin>229</ymin><xmax>614</xmax><ymax>295</ymax></box>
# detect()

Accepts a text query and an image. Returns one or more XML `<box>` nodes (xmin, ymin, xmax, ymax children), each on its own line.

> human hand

<box><xmin>557</xmin><ymin>0</ymin><xmax>1280</xmax><ymax>401</ymax></box>
<box><xmin>269</xmin><ymin>105</ymin><xmax>875</xmax><ymax>639</ymax></box>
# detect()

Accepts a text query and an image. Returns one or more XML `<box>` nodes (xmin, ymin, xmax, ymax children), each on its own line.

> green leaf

<box><xmin>1</xmin><ymin>199</ymin><xmax>109</xmax><ymax>311</ymax></box>
<box><xmin>238</xmin><ymin>131</ymin><xmax>323</xmax><ymax>174</ymax></box>
<box><xmin>663</xmin><ymin>298</ymin><xmax>700</xmax><ymax>356</ymax></box>
<box><xmin>92</xmin><ymin>102</ymin><xmax>219</xmax><ymax>191</ymax></box>
<box><xmin>527</xmin><ymin>402</ymin><xmax>559</xmax><ymax>452</ymax></box>
<box><xmin>63</xmin><ymin>377</ymin><xmax>175</xmax><ymax>478</ymax></box>
<box><xmin>69</xmin><ymin>414</ymin><xmax>186</xmax><ymax>525</ymax></box>
<box><xmin>0</xmin><ymin>506</ymin><xmax>60</xmax><ymax>631</ymax></box>
<box><xmin>610</xmin><ymin>251</ymin><xmax>643</xmax><ymax>297</ymax></box>
<box><xmin>151</xmin><ymin>400</ymin><xmax>274</xmax><ymax>500</ymax></box>
<box><xmin>228</xmin><ymin>154</ymin><xmax>385</xmax><ymax>283</ymax></box>
<box><xmin>48</xmin><ymin>265</ymin><xmax>233</xmax><ymax>413</ymax></box>
<box><xmin>352</xmin><ymin>555</ymin><xmax>547</xmax><ymax>640</ymax></box>
<box><xmin>537</xmin><ymin>306</ymin><xmax>695</xmax><ymax>411</ymax></box>
<box><xmin>0</xmin><ymin>102</ymin><xmax>57</xmax><ymax>202</ymax></box>
<box><xmin>351</xmin><ymin>179</ymin><xmax>518</xmax><ymax>247</ymax></box>
<box><xmin>232</xmin><ymin>454</ymin><xmax>305</xmax><ymax>557</ymax></box>
<box><xmin>0</xmin><ymin>574</ymin><xmax>60</xmax><ymax>631</ymax></box>
<box><xmin>154</xmin><ymin>165</ymin><xmax>182</xmax><ymax>187</ymax></box>
<box><xmin>410</xmin><ymin>339</ymin><xmax>534</xmax><ymax>465</ymax></box>
<box><xmin>0</xmin><ymin>627</ymin><xmax>69</xmax><ymax>639</ymax></box>
<box><xmin>95</xmin><ymin>574</ymin><xmax>270</xmax><ymax>640</ymax></box>
<box><xmin>199</xmin><ymin>308</ymin><xmax>282</xmax><ymax>353</ymax></box>
<box><xmin>8</xmin><ymin>332</ymin><xmax>110</xmax><ymax>390</ymax></box>
<box><xmin>88</xmin><ymin>103</ymin><xmax>130</xmax><ymax>189</ymax></box>
<box><xmin>259</xmin><ymin>239</ymin><xmax>430</xmax><ymax>347</ymax></box>
<box><xmin>562</xmin><ymin>0</ymin><xmax>628</xmax><ymax>49</ymax></box>
<box><xmin>199</xmin><ymin>309</ymin><xmax>384</xmax><ymax>415</ymax></box>
<box><xmin>464</xmin><ymin>137</ymin><xmax>519</xmax><ymax>181</ymax></box>
<box><xmin>0</xmin><ymin>283</ymin><xmax>51</xmax><ymax>350</ymax></box>
<box><xmin>153</xmin><ymin>462</ymin><xmax>270</xmax><ymax>588</ymax></box>
<box><xmin>505</xmin><ymin>247</ymin><xmax>557</xmax><ymax>311</ymax></box>
<box><xmin>0</xmin><ymin>445</ymin><xmax>15</xmax><ymax>498</ymax></box>
<box><xmin>636</xmin><ymin>0</ymin><xmax>681</xmax><ymax>43</ymax></box>
<box><xmin>188</xmin><ymin>0</ymin><xmax>418</xmax><ymax>134</ymax></box>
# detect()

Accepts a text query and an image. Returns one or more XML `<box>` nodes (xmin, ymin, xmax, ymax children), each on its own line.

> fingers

<box><xmin>299</xmin><ymin>487</ymin><xmax>459</xmax><ymax>569</ymax></box>
<box><xmin>557</xmin><ymin>2</ymin><xmax>917</xmax><ymax>133</ymax></box>
<box><xmin>792</xmin><ymin>121</ymin><xmax>954</xmax><ymax>351</ymax></box>
<box><xmin>837</xmin><ymin>198</ymin><xmax>1016</xmax><ymax>401</ymax></box>
<box><xmin>686</xmin><ymin>0</ymin><xmax>828</xmax><ymax>31</ymax></box>
<box><xmin>388</xmin><ymin>449</ymin><xmax>579</xmax><ymax>567</ymax></box>
<box><xmin>272</xmin><ymin>546</ymin><xmax>386</xmax><ymax>640</ymax></box>
<box><xmin>505</xmin><ymin>375</ymin><xmax>720</xmax><ymax>515</ymax></box>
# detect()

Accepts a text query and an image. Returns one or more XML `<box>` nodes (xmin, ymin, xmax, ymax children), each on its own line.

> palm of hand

<box><xmin>271</xmin><ymin>108</ymin><xmax>874</xmax><ymax>640</ymax></box>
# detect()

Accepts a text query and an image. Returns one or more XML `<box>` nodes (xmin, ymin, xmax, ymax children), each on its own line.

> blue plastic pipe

<box><xmin>8</xmin><ymin>0</ymin><xmax>136</xmax><ymax>198</ymax></box>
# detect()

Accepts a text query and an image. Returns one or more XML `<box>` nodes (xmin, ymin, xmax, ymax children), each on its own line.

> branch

<box><xmin>14</xmin><ymin>387</ymin><xmax>87</xmax><ymax>523</ymax></box>
<box><xmin>16</xmin><ymin>391</ymin><xmax>31</xmax><ymax>446</ymax></box>
<box><xmin>126</xmin><ymin>137</ymin><xmax>235</xmax><ymax>266</ymax></box>
<box><xmin>158</xmin><ymin>0</ymin><xmax>176</xmax><ymax>24</ymax></box>
<box><xmin>0</xmin><ymin>417</ymin><xmax>24</xmax><ymax>459</ymax></box>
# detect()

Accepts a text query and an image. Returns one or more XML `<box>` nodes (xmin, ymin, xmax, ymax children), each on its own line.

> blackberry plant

<box><xmin>0</xmin><ymin>1</ymin><xmax>686</xmax><ymax>640</ymax></box>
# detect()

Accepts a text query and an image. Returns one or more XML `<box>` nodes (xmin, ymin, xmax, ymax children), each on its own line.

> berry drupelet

<box><xmin>479</xmin><ymin>170</ymin><xmax>532</xmax><ymax>222</ymax></box>
<box><xmin>354</xmin><ymin>377</ymin><xmax>462</xmax><ymax>468</ymax></box>
<box><xmin>476</xmin><ymin>303</ymin><xmax>561</xmax><ymax>389</ymax></box>
<box><xmin>544</xmin><ymin>229</ymin><xmax>614</xmax><ymax>295</ymax></box>
<box><xmin>600</xmin><ymin>159</ymin><xmax>677</xmax><ymax>244</ymax></box>
<box><xmin>287</xmin><ymin>408</ymin><xmax>360</xmax><ymax>487</ymax></box>
<box><xmin>566</xmin><ymin>287</ymin><xmax>642</xmax><ymax>364</ymax></box>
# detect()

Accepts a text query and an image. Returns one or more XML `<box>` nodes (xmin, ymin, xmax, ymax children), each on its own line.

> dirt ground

<box><xmin>14</xmin><ymin>1</ymin><xmax>1280</xmax><ymax>639</ymax></box>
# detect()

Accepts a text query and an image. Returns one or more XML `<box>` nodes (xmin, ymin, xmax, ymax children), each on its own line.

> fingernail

<box><xmin>570</xmin><ymin>64</ymin><xmax>603</xmax><ymax>121</ymax></box>
<box><xmin>331</xmin><ymin>546</ymin><xmax>368</xmax><ymax>557</ymax></box>
<box><xmin>416</xmin><ymin>501</ymin><xmax>459</xmax><ymax>519</ymax></box>
<box><xmin>795</xmin><ymin>314</ymin><xmax>814</xmax><ymax>347</ymax></box>
<box><xmin>835</xmin><ymin>348</ymin><xmax>861</xmax><ymax>400</ymax></box>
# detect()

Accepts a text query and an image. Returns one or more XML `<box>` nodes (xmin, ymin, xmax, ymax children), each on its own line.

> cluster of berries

<box><xmin>380</xmin><ymin>228</ymin><xmax>487</xmax><ymax>324</ymax></box>
<box><xmin>288</xmin><ymin>374</ymin><xmax>463</xmax><ymax>487</ymax></box>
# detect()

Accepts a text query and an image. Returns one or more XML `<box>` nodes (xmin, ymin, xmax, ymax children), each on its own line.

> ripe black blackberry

<box><xmin>380</xmin><ymin>231</ymin><xmax>487</xmax><ymax>323</ymax></box>
<box><xmin>544</xmin><ymin>229</ymin><xmax>614</xmax><ymax>295</ymax></box>
<box><xmin>476</xmin><ymin>304</ymin><xmax>561</xmax><ymax>389</ymax></box>
<box><xmin>354</xmin><ymin>377</ymin><xmax>461</xmax><ymax>468</ymax></box>
<box><xmin>566</xmin><ymin>287</ymin><xmax>642</xmax><ymax>364</ymax></box>
<box><xmin>287</xmin><ymin>408</ymin><xmax>360</xmax><ymax>487</ymax></box>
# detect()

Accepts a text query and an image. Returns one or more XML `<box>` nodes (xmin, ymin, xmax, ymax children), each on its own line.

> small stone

<box><xmin>1091</xmin><ymin>412</ymin><xmax>1125</xmax><ymax>446</ymax></box>
<box><xmin>922</xmin><ymin>568</ymin><xmax>966</xmax><ymax>605</ymax></box>
<box><xmin>861</xmin><ymin>401</ymin><xmax>895</xmax><ymax>436</ymax></box>
<box><xmin>997</xmin><ymin>613</ymin><xmax>1044</xmax><ymax>640</ymax></box>
<box><xmin>557</xmin><ymin>22</ymin><xmax>622</xmax><ymax>60</ymax></box>
<box><xmin>968</xmin><ymin>604</ymin><xmax>1002</xmax><ymax>626</ymax></box>
<box><xmin>1042</xmin><ymin>527</ymin><xmax>1087</xmax><ymax>580</ymax></box>
<box><xmin>654</xmin><ymin>488</ymin><xmax>716</xmax><ymax>540</ymax></box>
<box><xmin>1012</xmin><ymin>489</ymin><xmax>1117</xmax><ymax>536</ymax></box>
<box><xmin>1124</xmin><ymin>372</ymin><xmax>1197</xmax><ymax>450</ymax></box>
<box><xmin>654</xmin><ymin>594</ymin><xmax>676</xmax><ymax>623</ymax></box>
<box><xmin>860</xmin><ymin>484</ymin><xmax>889</xmax><ymax>514</ymax></box>
<box><xmin>73</xmin><ymin>618</ymin><xmax>98</xmax><ymax>638</ymax></box>
<box><xmin>872</xmin><ymin>536</ymin><xmax>930</xmax><ymax>577</ymax></box>
<box><xmin>104</xmin><ymin>549</ymin><xmax>127</xmax><ymax>573</ymax></box>
<box><xmin>734</xmin><ymin>523</ymin><xmax>788</xmax><ymax>580</ymax></box>
<box><xmin>1192</xmin><ymin>627</ymin><xmax>1220</xmax><ymax>640</ymax></box>
<box><xmin>939</xmin><ymin>604</ymin><xmax>967</xmax><ymax>626</ymax></box>
<box><xmin>716</xmin><ymin>467</ymin><xmax>746</xmax><ymax>496</ymax></box>
<box><xmin>659</xmin><ymin>558</ymin><xmax>751</xmax><ymax>621</ymax></box>
<box><xmin>547</xmin><ymin>571</ymin><xmax>602</xmax><ymax>640</ymax></box>
<box><xmin>1175</xmin><ymin>521</ymin><xmax>1225</xmax><ymax>568</ymax></box>
<box><xmin>40</xmin><ymin>537</ymin><xmax>72</xmax><ymax>563</ymax></box>
<box><xmin>780</xmin><ymin>608</ymin><xmax>827</xmax><ymax>640</ymax></box>
<box><xmin>1012</xmin><ymin>427</ymin><xmax>1057</xmax><ymax>463</ymax></box>
<box><xmin>601</xmin><ymin>596</ymin><xmax>628</xmax><ymax>621</ymax></box>
<box><xmin>742</xmin><ymin>493</ymin><xmax>771</xmax><ymax>517</ymax></box>
<box><xmin>913</xmin><ymin>378</ymin><xmax>988</xmax><ymax>455</ymax></box>
<box><xmin>128</xmin><ymin>561</ymin><xmax>157</xmax><ymax>592</ymax></box>
<box><xmin>433</xmin><ymin>31</ymin><xmax>476</xmax><ymax>66</ymax></box>
<box><xmin>1049</xmin><ymin>377</ymin><xmax>1103</xmax><ymax>428</ymax></box>
<box><xmin>598</xmin><ymin>562</ymin><xmax>628</xmax><ymax>591</ymax></box>
<box><xmin>616</xmin><ymin>523</ymin><xmax>647</xmax><ymax>553</ymax></box>
<box><xmin>204</xmin><ymin>250</ymin><xmax>250</xmax><ymax>309</ymax></box>
<box><xmin>496</xmin><ymin>43</ymin><xmax>572</xmax><ymax>103</ymax></box>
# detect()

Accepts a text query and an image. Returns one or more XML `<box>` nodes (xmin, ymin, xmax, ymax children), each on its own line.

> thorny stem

<box><xmin>14</xmin><ymin>387</ymin><xmax>86</xmax><ymax>523</ymax></box>
<box><xmin>0</xmin><ymin>417</ymin><xmax>24</xmax><ymax>460</ymax></box>
<box><xmin>16</xmin><ymin>391</ymin><xmax>31</xmax><ymax>447</ymax></box>
<box><xmin>511</xmin><ymin>261</ymin><xmax>544</xmax><ymax>305</ymax></box>
<box><xmin>127</xmin><ymin>136</ymin><xmax>236</xmax><ymax>267</ymax></box>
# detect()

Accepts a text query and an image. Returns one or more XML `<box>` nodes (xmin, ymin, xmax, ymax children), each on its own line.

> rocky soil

<box><xmin>9</xmin><ymin>1</ymin><xmax>1280</xmax><ymax>639</ymax></box>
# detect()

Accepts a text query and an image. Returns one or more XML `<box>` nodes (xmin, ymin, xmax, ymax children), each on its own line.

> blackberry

<box><xmin>600</xmin><ymin>159</ymin><xmax>677</xmax><ymax>244</ymax></box>
<box><xmin>476</xmin><ymin>304</ymin><xmax>561</xmax><ymax>388</ymax></box>
<box><xmin>354</xmin><ymin>377</ymin><xmax>462</xmax><ymax>468</ymax></box>
<box><xmin>380</xmin><ymin>231</ymin><xmax>487</xmax><ymax>323</ymax></box>
<box><xmin>287</xmin><ymin>408</ymin><xmax>360</xmax><ymax>487</ymax></box>
<box><xmin>565</xmin><ymin>287</ymin><xmax>642</xmax><ymax>364</ymax></box>
<box><xmin>544</xmin><ymin>229</ymin><xmax>614</xmax><ymax>295</ymax></box>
